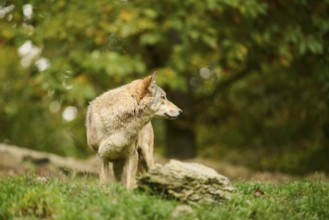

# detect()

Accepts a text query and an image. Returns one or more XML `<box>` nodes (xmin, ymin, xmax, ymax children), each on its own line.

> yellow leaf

<box><xmin>119</xmin><ymin>10</ymin><xmax>133</xmax><ymax>22</ymax></box>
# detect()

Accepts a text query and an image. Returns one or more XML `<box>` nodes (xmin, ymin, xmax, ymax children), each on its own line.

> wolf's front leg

<box><xmin>125</xmin><ymin>150</ymin><xmax>138</xmax><ymax>189</ymax></box>
<box><xmin>99</xmin><ymin>157</ymin><xmax>110</xmax><ymax>184</ymax></box>
<box><xmin>138</xmin><ymin>122</ymin><xmax>155</xmax><ymax>171</ymax></box>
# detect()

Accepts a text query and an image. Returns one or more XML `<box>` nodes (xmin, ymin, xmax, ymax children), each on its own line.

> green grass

<box><xmin>0</xmin><ymin>176</ymin><xmax>328</xmax><ymax>220</ymax></box>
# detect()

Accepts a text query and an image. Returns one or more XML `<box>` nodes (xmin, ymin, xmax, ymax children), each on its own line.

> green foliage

<box><xmin>0</xmin><ymin>176</ymin><xmax>329</xmax><ymax>219</ymax></box>
<box><xmin>0</xmin><ymin>176</ymin><xmax>180</xmax><ymax>220</ymax></box>
<box><xmin>0</xmin><ymin>0</ymin><xmax>329</xmax><ymax>172</ymax></box>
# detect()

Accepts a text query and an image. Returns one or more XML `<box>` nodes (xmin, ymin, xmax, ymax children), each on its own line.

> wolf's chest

<box><xmin>98</xmin><ymin>132</ymin><xmax>138</xmax><ymax>161</ymax></box>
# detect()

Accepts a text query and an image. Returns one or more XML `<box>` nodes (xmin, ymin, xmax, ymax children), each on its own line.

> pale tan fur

<box><xmin>86</xmin><ymin>73</ymin><xmax>182</xmax><ymax>188</ymax></box>
<box><xmin>138</xmin><ymin>122</ymin><xmax>154</xmax><ymax>171</ymax></box>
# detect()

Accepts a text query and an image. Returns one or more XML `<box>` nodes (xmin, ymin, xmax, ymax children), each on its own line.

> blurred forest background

<box><xmin>1</xmin><ymin>0</ymin><xmax>328</xmax><ymax>175</ymax></box>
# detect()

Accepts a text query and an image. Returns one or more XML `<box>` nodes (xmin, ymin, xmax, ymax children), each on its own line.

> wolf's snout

<box><xmin>170</xmin><ymin>109</ymin><xmax>182</xmax><ymax>116</ymax></box>
<box><xmin>165</xmin><ymin>108</ymin><xmax>182</xmax><ymax>119</ymax></box>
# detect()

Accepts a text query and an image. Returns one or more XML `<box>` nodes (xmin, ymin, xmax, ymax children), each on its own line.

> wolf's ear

<box><xmin>150</xmin><ymin>71</ymin><xmax>157</xmax><ymax>84</ymax></box>
<box><xmin>139</xmin><ymin>71</ymin><xmax>157</xmax><ymax>99</ymax></box>
<box><xmin>148</xmin><ymin>71</ymin><xmax>157</xmax><ymax>94</ymax></box>
<box><xmin>141</xmin><ymin>71</ymin><xmax>157</xmax><ymax>94</ymax></box>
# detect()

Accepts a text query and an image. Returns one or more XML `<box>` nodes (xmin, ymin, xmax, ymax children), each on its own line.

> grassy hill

<box><xmin>0</xmin><ymin>175</ymin><xmax>328</xmax><ymax>220</ymax></box>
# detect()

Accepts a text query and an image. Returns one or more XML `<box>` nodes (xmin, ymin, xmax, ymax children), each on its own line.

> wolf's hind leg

<box><xmin>113</xmin><ymin>160</ymin><xmax>125</xmax><ymax>183</ymax></box>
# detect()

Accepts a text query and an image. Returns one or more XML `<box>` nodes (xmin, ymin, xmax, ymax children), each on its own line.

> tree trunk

<box><xmin>165</xmin><ymin>90</ymin><xmax>197</xmax><ymax>159</ymax></box>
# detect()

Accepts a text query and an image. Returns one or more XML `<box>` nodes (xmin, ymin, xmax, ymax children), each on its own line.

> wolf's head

<box><xmin>139</xmin><ymin>72</ymin><xmax>182</xmax><ymax>119</ymax></box>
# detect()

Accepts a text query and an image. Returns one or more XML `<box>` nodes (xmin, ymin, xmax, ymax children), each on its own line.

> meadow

<box><xmin>0</xmin><ymin>175</ymin><xmax>328</xmax><ymax>220</ymax></box>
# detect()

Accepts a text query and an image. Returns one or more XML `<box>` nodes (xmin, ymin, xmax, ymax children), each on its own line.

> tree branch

<box><xmin>199</xmin><ymin>66</ymin><xmax>256</xmax><ymax>103</ymax></box>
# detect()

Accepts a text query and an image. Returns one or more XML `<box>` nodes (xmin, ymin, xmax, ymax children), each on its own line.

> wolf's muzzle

<box><xmin>165</xmin><ymin>109</ymin><xmax>182</xmax><ymax>120</ymax></box>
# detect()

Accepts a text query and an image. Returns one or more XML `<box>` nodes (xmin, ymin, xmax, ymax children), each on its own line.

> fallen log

<box><xmin>0</xmin><ymin>144</ymin><xmax>97</xmax><ymax>176</ymax></box>
<box><xmin>137</xmin><ymin>159</ymin><xmax>235</xmax><ymax>203</ymax></box>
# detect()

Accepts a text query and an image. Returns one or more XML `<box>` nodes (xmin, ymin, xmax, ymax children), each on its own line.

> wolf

<box><xmin>86</xmin><ymin>72</ymin><xmax>182</xmax><ymax>188</ymax></box>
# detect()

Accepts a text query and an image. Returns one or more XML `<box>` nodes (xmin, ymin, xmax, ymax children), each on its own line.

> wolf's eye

<box><xmin>161</xmin><ymin>95</ymin><xmax>166</xmax><ymax>99</ymax></box>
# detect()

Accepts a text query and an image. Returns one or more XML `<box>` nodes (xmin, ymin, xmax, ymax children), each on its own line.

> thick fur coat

<box><xmin>86</xmin><ymin>73</ymin><xmax>182</xmax><ymax>188</ymax></box>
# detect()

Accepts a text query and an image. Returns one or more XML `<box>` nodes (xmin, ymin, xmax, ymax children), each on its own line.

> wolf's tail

<box><xmin>85</xmin><ymin>106</ymin><xmax>99</xmax><ymax>152</ymax></box>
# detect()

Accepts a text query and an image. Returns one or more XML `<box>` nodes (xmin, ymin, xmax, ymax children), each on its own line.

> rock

<box><xmin>170</xmin><ymin>205</ymin><xmax>194</xmax><ymax>219</ymax></box>
<box><xmin>35</xmin><ymin>176</ymin><xmax>49</xmax><ymax>184</ymax></box>
<box><xmin>137</xmin><ymin>159</ymin><xmax>235</xmax><ymax>203</ymax></box>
